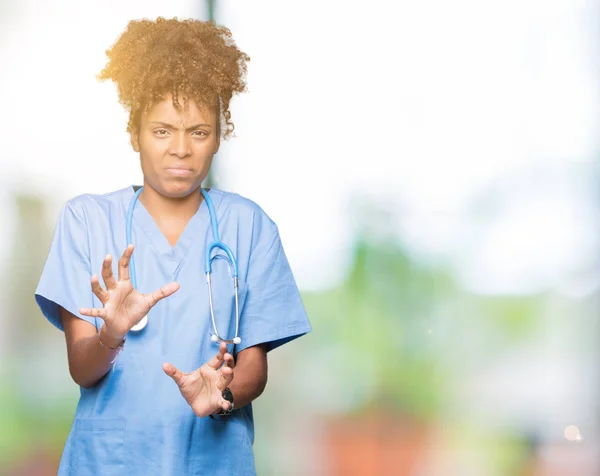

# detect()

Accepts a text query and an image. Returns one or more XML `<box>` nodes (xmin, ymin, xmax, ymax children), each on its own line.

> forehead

<box><xmin>143</xmin><ymin>95</ymin><xmax>216</xmax><ymax>126</ymax></box>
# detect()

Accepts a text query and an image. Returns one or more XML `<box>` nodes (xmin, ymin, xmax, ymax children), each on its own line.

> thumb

<box><xmin>162</xmin><ymin>362</ymin><xmax>185</xmax><ymax>387</ymax></box>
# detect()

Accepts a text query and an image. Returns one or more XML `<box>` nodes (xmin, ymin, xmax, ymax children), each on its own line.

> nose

<box><xmin>169</xmin><ymin>132</ymin><xmax>191</xmax><ymax>158</ymax></box>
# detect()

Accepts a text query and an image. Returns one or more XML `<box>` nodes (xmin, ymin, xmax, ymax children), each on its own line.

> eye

<box><xmin>192</xmin><ymin>130</ymin><xmax>208</xmax><ymax>137</ymax></box>
<box><xmin>154</xmin><ymin>129</ymin><xmax>169</xmax><ymax>136</ymax></box>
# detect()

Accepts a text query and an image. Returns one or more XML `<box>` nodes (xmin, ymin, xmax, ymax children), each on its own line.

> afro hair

<box><xmin>97</xmin><ymin>17</ymin><xmax>250</xmax><ymax>138</ymax></box>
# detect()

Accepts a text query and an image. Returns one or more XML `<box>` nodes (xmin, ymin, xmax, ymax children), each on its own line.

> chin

<box><xmin>156</xmin><ymin>179</ymin><xmax>202</xmax><ymax>199</ymax></box>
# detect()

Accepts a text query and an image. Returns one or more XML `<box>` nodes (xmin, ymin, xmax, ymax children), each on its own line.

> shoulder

<box><xmin>212</xmin><ymin>188</ymin><xmax>279</xmax><ymax>237</ymax></box>
<box><xmin>60</xmin><ymin>186</ymin><xmax>132</xmax><ymax>219</ymax></box>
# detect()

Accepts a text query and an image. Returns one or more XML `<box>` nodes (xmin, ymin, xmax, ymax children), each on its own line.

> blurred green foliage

<box><xmin>0</xmin><ymin>197</ymin><xmax>548</xmax><ymax>474</ymax></box>
<box><xmin>303</xmin><ymin>236</ymin><xmax>543</xmax><ymax>422</ymax></box>
<box><xmin>0</xmin><ymin>372</ymin><xmax>74</xmax><ymax>469</ymax></box>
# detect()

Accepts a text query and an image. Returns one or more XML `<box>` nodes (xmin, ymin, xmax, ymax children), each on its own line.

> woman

<box><xmin>34</xmin><ymin>17</ymin><xmax>311</xmax><ymax>475</ymax></box>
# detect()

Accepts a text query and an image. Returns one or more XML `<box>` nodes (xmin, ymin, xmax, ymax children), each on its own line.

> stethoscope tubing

<box><xmin>125</xmin><ymin>186</ymin><xmax>241</xmax><ymax>343</ymax></box>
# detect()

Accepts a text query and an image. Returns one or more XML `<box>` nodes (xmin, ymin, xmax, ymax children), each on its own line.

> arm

<box><xmin>60</xmin><ymin>307</ymin><xmax>123</xmax><ymax>388</ymax></box>
<box><xmin>227</xmin><ymin>343</ymin><xmax>268</xmax><ymax>410</ymax></box>
<box><xmin>60</xmin><ymin>245</ymin><xmax>179</xmax><ymax>388</ymax></box>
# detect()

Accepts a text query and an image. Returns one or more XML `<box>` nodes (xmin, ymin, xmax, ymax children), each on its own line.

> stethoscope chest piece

<box><xmin>131</xmin><ymin>315</ymin><xmax>148</xmax><ymax>332</ymax></box>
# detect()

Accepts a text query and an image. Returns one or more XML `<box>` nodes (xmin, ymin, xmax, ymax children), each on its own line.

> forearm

<box><xmin>228</xmin><ymin>345</ymin><xmax>268</xmax><ymax>410</ymax></box>
<box><xmin>61</xmin><ymin>307</ymin><xmax>122</xmax><ymax>388</ymax></box>
<box><xmin>68</xmin><ymin>326</ymin><xmax>123</xmax><ymax>388</ymax></box>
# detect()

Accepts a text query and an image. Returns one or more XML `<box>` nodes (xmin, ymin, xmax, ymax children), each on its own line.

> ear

<box><xmin>213</xmin><ymin>135</ymin><xmax>220</xmax><ymax>155</ymax></box>
<box><xmin>130</xmin><ymin>129</ymin><xmax>140</xmax><ymax>152</ymax></box>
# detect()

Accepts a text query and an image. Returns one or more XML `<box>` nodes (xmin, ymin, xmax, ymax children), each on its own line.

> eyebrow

<box><xmin>148</xmin><ymin>121</ymin><xmax>213</xmax><ymax>130</ymax></box>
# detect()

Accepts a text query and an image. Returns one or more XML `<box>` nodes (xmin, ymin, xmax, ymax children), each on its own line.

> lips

<box><xmin>166</xmin><ymin>167</ymin><xmax>194</xmax><ymax>176</ymax></box>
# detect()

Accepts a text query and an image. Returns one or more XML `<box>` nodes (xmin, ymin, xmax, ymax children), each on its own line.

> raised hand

<box><xmin>163</xmin><ymin>342</ymin><xmax>235</xmax><ymax>418</ymax></box>
<box><xmin>80</xmin><ymin>244</ymin><xmax>180</xmax><ymax>339</ymax></box>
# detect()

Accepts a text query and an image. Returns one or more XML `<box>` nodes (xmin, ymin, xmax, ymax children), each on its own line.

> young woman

<box><xmin>35</xmin><ymin>17</ymin><xmax>311</xmax><ymax>475</ymax></box>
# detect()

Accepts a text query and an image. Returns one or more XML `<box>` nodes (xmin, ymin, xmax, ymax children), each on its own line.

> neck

<box><xmin>138</xmin><ymin>183</ymin><xmax>203</xmax><ymax>222</ymax></box>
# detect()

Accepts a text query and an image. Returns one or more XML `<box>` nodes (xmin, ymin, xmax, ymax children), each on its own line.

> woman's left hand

<box><xmin>163</xmin><ymin>342</ymin><xmax>235</xmax><ymax>417</ymax></box>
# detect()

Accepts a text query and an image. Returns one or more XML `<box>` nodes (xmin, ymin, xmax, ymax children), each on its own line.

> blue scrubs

<box><xmin>35</xmin><ymin>186</ymin><xmax>312</xmax><ymax>475</ymax></box>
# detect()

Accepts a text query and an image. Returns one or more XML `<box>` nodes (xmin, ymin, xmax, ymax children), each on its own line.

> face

<box><xmin>130</xmin><ymin>94</ymin><xmax>220</xmax><ymax>198</ymax></box>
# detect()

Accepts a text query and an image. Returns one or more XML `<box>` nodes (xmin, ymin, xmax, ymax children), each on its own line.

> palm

<box><xmin>172</xmin><ymin>366</ymin><xmax>222</xmax><ymax>416</ymax></box>
<box><xmin>163</xmin><ymin>342</ymin><xmax>235</xmax><ymax>418</ymax></box>
<box><xmin>80</xmin><ymin>245</ymin><xmax>180</xmax><ymax>337</ymax></box>
<box><xmin>103</xmin><ymin>281</ymin><xmax>150</xmax><ymax>330</ymax></box>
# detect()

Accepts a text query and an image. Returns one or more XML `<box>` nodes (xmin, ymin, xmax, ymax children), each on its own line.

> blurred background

<box><xmin>1</xmin><ymin>0</ymin><xmax>599</xmax><ymax>474</ymax></box>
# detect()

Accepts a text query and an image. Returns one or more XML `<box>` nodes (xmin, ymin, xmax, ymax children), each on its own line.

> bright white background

<box><xmin>0</xmin><ymin>0</ymin><xmax>598</xmax><ymax>296</ymax></box>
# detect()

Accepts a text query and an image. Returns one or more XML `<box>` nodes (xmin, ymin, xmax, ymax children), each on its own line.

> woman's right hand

<box><xmin>79</xmin><ymin>244</ymin><xmax>180</xmax><ymax>339</ymax></box>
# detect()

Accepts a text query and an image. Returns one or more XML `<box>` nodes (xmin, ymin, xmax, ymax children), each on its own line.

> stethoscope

<box><xmin>126</xmin><ymin>186</ymin><xmax>241</xmax><ymax>345</ymax></box>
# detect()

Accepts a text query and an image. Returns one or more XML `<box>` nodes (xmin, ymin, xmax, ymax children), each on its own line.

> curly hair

<box><xmin>97</xmin><ymin>17</ymin><xmax>250</xmax><ymax>139</ymax></box>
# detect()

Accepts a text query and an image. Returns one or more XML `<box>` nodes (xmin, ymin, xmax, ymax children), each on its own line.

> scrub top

<box><xmin>35</xmin><ymin>185</ymin><xmax>312</xmax><ymax>476</ymax></box>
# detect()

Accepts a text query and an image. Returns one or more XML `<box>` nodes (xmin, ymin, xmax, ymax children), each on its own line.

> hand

<box><xmin>79</xmin><ymin>244</ymin><xmax>180</xmax><ymax>338</ymax></box>
<box><xmin>163</xmin><ymin>342</ymin><xmax>235</xmax><ymax>418</ymax></box>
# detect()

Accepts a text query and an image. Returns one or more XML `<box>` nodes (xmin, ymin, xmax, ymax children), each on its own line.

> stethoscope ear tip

<box><xmin>209</xmin><ymin>334</ymin><xmax>241</xmax><ymax>345</ymax></box>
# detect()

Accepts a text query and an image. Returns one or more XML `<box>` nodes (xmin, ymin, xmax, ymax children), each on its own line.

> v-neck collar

<box><xmin>123</xmin><ymin>185</ymin><xmax>222</xmax><ymax>272</ymax></box>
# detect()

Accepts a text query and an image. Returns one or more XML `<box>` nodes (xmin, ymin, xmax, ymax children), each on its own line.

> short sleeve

<box><xmin>236</xmin><ymin>222</ymin><xmax>312</xmax><ymax>354</ymax></box>
<box><xmin>35</xmin><ymin>201</ymin><xmax>96</xmax><ymax>331</ymax></box>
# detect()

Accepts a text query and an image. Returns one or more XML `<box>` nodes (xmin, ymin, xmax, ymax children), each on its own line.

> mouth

<box><xmin>165</xmin><ymin>167</ymin><xmax>194</xmax><ymax>177</ymax></box>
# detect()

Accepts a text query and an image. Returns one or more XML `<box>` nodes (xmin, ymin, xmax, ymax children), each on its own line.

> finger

<box><xmin>220</xmin><ymin>399</ymin><xmax>232</xmax><ymax>411</ymax></box>
<box><xmin>117</xmin><ymin>244</ymin><xmax>134</xmax><ymax>281</ymax></box>
<box><xmin>90</xmin><ymin>275</ymin><xmax>109</xmax><ymax>305</ymax></box>
<box><xmin>79</xmin><ymin>307</ymin><xmax>108</xmax><ymax>319</ymax></box>
<box><xmin>206</xmin><ymin>342</ymin><xmax>228</xmax><ymax>370</ymax></box>
<box><xmin>162</xmin><ymin>362</ymin><xmax>185</xmax><ymax>387</ymax></box>
<box><xmin>145</xmin><ymin>282</ymin><xmax>180</xmax><ymax>308</ymax></box>
<box><xmin>101</xmin><ymin>255</ymin><xmax>117</xmax><ymax>290</ymax></box>
<box><xmin>223</xmin><ymin>352</ymin><xmax>235</xmax><ymax>369</ymax></box>
<box><xmin>217</xmin><ymin>365</ymin><xmax>234</xmax><ymax>392</ymax></box>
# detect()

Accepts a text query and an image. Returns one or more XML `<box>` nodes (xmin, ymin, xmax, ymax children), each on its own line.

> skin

<box><xmin>62</xmin><ymin>94</ymin><xmax>268</xmax><ymax>416</ymax></box>
<box><xmin>130</xmin><ymin>94</ymin><xmax>220</xmax><ymax>245</ymax></box>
